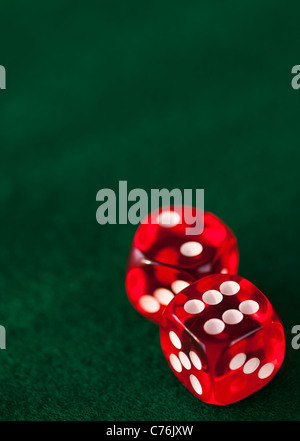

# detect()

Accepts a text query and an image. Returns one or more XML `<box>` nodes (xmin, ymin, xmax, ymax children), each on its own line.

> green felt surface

<box><xmin>0</xmin><ymin>0</ymin><xmax>300</xmax><ymax>421</ymax></box>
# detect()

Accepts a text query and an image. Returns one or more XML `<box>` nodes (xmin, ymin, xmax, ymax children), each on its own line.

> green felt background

<box><xmin>0</xmin><ymin>0</ymin><xmax>300</xmax><ymax>421</ymax></box>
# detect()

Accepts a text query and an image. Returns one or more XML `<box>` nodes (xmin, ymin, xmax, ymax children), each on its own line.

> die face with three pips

<box><xmin>126</xmin><ymin>205</ymin><xmax>239</xmax><ymax>324</ymax></box>
<box><xmin>160</xmin><ymin>274</ymin><xmax>285</xmax><ymax>405</ymax></box>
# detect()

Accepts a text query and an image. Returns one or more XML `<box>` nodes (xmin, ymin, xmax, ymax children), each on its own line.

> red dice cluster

<box><xmin>125</xmin><ymin>205</ymin><xmax>285</xmax><ymax>405</ymax></box>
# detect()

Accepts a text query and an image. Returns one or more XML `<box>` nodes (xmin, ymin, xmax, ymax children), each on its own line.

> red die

<box><xmin>126</xmin><ymin>206</ymin><xmax>239</xmax><ymax>324</ymax></box>
<box><xmin>160</xmin><ymin>274</ymin><xmax>285</xmax><ymax>405</ymax></box>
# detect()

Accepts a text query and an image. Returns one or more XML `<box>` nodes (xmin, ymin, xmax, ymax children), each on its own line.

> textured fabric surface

<box><xmin>0</xmin><ymin>0</ymin><xmax>299</xmax><ymax>421</ymax></box>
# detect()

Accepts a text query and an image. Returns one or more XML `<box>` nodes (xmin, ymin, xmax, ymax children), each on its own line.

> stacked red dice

<box><xmin>125</xmin><ymin>205</ymin><xmax>285</xmax><ymax>405</ymax></box>
<box><xmin>126</xmin><ymin>205</ymin><xmax>239</xmax><ymax>324</ymax></box>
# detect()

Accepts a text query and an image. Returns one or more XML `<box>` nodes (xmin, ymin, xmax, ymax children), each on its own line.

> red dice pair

<box><xmin>125</xmin><ymin>205</ymin><xmax>285</xmax><ymax>405</ymax></box>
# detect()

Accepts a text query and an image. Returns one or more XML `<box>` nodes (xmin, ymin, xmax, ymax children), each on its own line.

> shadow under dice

<box><xmin>160</xmin><ymin>274</ymin><xmax>285</xmax><ymax>405</ymax></box>
<box><xmin>126</xmin><ymin>206</ymin><xmax>239</xmax><ymax>324</ymax></box>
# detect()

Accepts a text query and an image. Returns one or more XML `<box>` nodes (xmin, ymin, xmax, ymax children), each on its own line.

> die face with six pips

<box><xmin>160</xmin><ymin>274</ymin><xmax>285</xmax><ymax>405</ymax></box>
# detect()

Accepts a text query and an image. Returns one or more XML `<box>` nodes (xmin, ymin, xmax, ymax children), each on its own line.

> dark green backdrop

<box><xmin>0</xmin><ymin>0</ymin><xmax>299</xmax><ymax>421</ymax></box>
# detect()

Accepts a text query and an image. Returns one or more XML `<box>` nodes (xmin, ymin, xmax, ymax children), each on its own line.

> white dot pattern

<box><xmin>258</xmin><ymin>363</ymin><xmax>275</xmax><ymax>379</ymax></box>
<box><xmin>220</xmin><ymin>281</ymin><xmax>240</xmax><ymax>295</ymax></box>
<box><xmin>139</xmin><ymin>284</ymin><xmax>178</xmax><ymax>313</ymax></box>
<box><xmin>243</xmin><ymin>357</ymin><xmax>260</xmax><ymax>374</ymax></box>
<box><xmin>184</xmin><ymin>299</ymin><xmax>205</xmax><ymax>314</ymax></box>
<box><xmin>139</xmin><ymin>295</ymin><xmax>160</xmax><ymax>313</ymax></box>
<box><xmin>222</xmin><ymin>309</ymin><xmax>243</xmax><ymax>325</ymax></box>
<box><xmin>166</xmin><ymin>270</ymin><xmax>274</xmax><ymax>393</ymax></box>
<box><xmin>153</xmin><ymin>288</ymin><xmax>174</xmax><ymax>305</ymax></box>
<box><xmin>169</xmin><ymin>354</ymin><xmax>182</xmax><ymax>372</ymax></box>
<box><xmin>171</xmin><ymin>280</ymin><xmax>190</xmax><ymax>294</ymax></box>
<box><xmin>190</xmin><ymin>375</ymin><xmax>202</xmax><ymax>395</ymax></box>
<box><xmin>229</xmin><ymin>353</ymin><xmax>247</xmax><ymax>370</ymax></box>
<box><xmin>180</xmin><ymin>280</ymin><xmax>263</xmax><ymax>343</ymax></box>
<box><xmin>169</xmin><ymin>331</ymin><xmax>182</xmax><ymax>349</ymax></box>
<box><xmin>180</xmin><ymin>241</ymin><xmax>203</xmax><ymax>257</ymax></box>
<box><xmin>179</xmin><ymin>351</ymin><xmax>191</xmax><ymax>370</ymax></box>
<box><xmin>203</xmin><ymin>318</ymin><xmax>225</xmax><ymax>335</ymax></box>
<box><xmin>167</xmin><ymin>347</ymin><xmax>203</xmax><ymax>386</ymax></box>
<box><xmin>239</xmin><ymin>300</ymin><xmax>259</xmax><ymax>315</ymax></box>
<box><xmin>202</xmin><ymin>290</ymin><xmax>223</xmax><ymax>305</ymax></box>
<box><xmin>157</xmin><ymin>210</ymin><xmax>180</xmax><ymax>227</ymax></box>
<box><xmin>189</xmin><ymin>351</ymin><xmax>202</xmax><ymax>370</ymax></box>
<box><xmin>228</xmin><ymin>354</ymin><xmax>275</xmax><ymax>379</ymax></box>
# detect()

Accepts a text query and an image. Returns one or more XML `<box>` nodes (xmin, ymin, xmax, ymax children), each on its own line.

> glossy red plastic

<box><xmin>160</xmin><ymin>274</ymin><xmax>285</xmax><ymax>405</ymax></box>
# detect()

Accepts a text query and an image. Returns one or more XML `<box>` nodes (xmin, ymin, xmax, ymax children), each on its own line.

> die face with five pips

<box><xmin>160</xmin><ymin>274</ymin><xmax>285</xmax><ymax>405</ymax></box>
<box><xmin>126</xmin><ymin>206</ymin><xmax>239</xmax><ymax>324</ymax></box>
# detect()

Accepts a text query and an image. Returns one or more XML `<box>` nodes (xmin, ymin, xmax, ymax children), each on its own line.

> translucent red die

<box><xmin>160</xmin><ymin>274</ymin><xmax>285</xmax><ymax>405</ymax></box>
<box><xmin>126</xmin><ymin>206</ymin><xmax>239</xmax><ymax>324</ymax></box>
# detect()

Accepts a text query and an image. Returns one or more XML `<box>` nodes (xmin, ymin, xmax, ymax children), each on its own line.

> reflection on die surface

<box><xmin>160</xmin><ymin>274</ymin><xmax>285</xmax><ymax>405</ymax></box>
<box><xmin>126</xmin><ymin>206</ymin><xmax>239</xmax><ymax>324</ymax></box>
